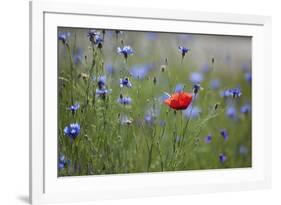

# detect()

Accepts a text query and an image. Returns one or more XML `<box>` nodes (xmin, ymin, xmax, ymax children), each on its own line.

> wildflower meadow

<box><xmin>58</xmin><ymin>28</ymin><xmax>252</xmax><ymax>176</ymax></box>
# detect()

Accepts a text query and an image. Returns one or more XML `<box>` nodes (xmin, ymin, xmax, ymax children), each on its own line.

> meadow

<box><xmin>58</xmin><ymin>28</ymin><xmax>252</xmax><ymax>176</ymax></box>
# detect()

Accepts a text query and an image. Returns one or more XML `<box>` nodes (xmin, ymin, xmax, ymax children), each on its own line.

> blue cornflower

<box><xmin>93</xmin><ymin>75</ymin><xmax>107</xmax><ymax>89</ymax></box>
<box><xmin>58</xmin><ymin>155</ymin><xmax>67</xmax><ymax>169</ymax></box>
<box><xmin>178</xmin><ymin>46</ymin><xmax>190</xmax><ymax>58</ymax></box>
<box><xmin>58</xmin><ymin>32</ymin><xmax>70</xmax><ymax>44</ymax></box>
<box><xmin>204</xmin><ymin>135</ymin><xmax>212</xmax><ymax>144</ymax></box>
<box><xmin>87</xmin><ymin>29</ymin><xmax>100</xmax><ymax>41</ymax></box>
<box><xmin>69</xmin><ymin>103</ymin><xmax>80</xmax><ymax>113</ymax></box>
<box><xmin>117</xmin><ymin>45</ymin><xmax>134</xmax><ymax>59</ymax></box>
<box><xmin>239</xmin><ymin>145</ymin><xmax>248</xmax><ymax>155</ymax></box>
<box><xmin>95</xmin><ymin>88</ymin><xmax>111</xmax><ymax>98</ymax></box>
<box><xmin>93</xmin><ymin>34</ymin><xmax>103</xmax><ymax>48</ymax></box>
<box><xmin>240</xmin><ymin>103</ymin><xmax>251</xmax><ymax>114</ymax></box>
<box><xmin>73</xmin><ymin>49</ymin><xmax>83</xmax><ymax>65</ymax></box>
<box><xmin>144</xmin><ymin>114</ymin><xmax>154</xmax><ymax>124</ymax></box>
<box><xmin>64</xmin><ymin>123</ymin><xmax>80</xmax><ymax>139</ymax></box>
<box><xmin>226</xmin><ymin>106</ymin><xmax>237</xmax><ymax>119</ymax></box>
<box><xmin>183</xmin><ymin>106</ymin><xmax>201</xmax><ymax>119</ymax></box>
<box><xmin>120</xmin><ymin>77</ymin><xmax>132</xmax><ymax>88</ymax></box>
<box><xmin>129</xmin><ymin>64</ymin><xmax>152</xmax><ymax>79</ymax></box>
<box><xmin>193</xmin><ymin>83</ymin><xmax>202</xmax><ymax>95</ymax></box>
<box><xmin>244</xmin><ymin>72</ymin><xmax>252</xmax><ymax>84</ymax></box>
<box><xmin>174</xmin><ymin>84</ymin><xmax>184</xmax><ymax>92</ymax></box>
<box><xmin>219</xmin><ymin>153</ymin><xmax>227</xmax><ymax>163</ymax></box>
<box><xmin>210</xmin><ymin>79</ymin><xmax>221</xmax><ymax>90</ymax></box>
<box><xmin>222</xmin><ymin>88</ymin><xmax>242</xmax><ymax>98</ymax></box>
<box><xmin>220</xmin><ymin>129</ymin><xmax>228</xmax><ymax>140</ymax></box>
<box><xmin>189</xmin><ymin>72</ymin><xmax>204</xmax><ymax>84</ymax></box>
<box><xmin>117</xmin><ymin>95</ymin><xmax>132</xmax><ymax>105</ymax></box>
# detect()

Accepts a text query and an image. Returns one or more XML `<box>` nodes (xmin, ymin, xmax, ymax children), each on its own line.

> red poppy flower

<box><xmin>164</xmin><ymin>92</ymin><xmax>193</xmax><ymax>110</ymax></box>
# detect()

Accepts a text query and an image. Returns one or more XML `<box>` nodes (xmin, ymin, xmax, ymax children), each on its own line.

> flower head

<box><xmin>129</xmin><ymin>64</ymin><xmax>152</xmax><ymax>79</ymax></box>
<box><xmin>193</xmin><ymin>83</ymin><xmax>202</xmax><ymax>95</ymax></box>
<box><xmin>183</xmin><ymin>106</ymin><xmax>201</xmax><ymax>119</ymax></box>
<box><xmin>164</xmin><ymin>92</ymin><xmax>193</xmax><ymax>110</ymax></box>
<box><xmin>240</xmin><ymin>103</ymin><xmax>251</xmax><ymax>114</ymax></box>
<box><xmin>189</xmin><ymin>72</ymin><xmax>204</xmax><ymax>84</ymax></box>
<box><xmin>64</xmin><ymin>123</ymin><xmax>80</xmax><ymax>139</ymax></box>
<box><xmin>220</xmin><ymin>129</ymin><xmax>228</xmax><ymax>140</ymax></box>
<box><xmin>93</xmin><ymin>75</ymin><xmax>107</xmax><ymax>89</ymax></box>
<box><xmin>120</xmin><ymin>77</ymin><xmax>132</xmax><ymax>88</ymax></box>
<box><xmin>222</xmin><ymin>88</ymin><xmax>242</xmax><ymax>98</ymax></box>
<box><xmin>204</xmin><ymin>135</ymin><xmax>212</xmax><ymax>144</ymax></box>
<box><xmin>69</xmin><ymin>103</ymin><xmax>80</xmax><ymax>113</ymax></box>
<box><xmin>73</xmin><ymin>49</ymin><xmax>83</xmax><ymax>65</ymax></box>
<box><xmin>58</xmin><ymin>32</ymin><xmax>70</xmax><ymax>44</ymax></box>
<box><xmin>226</xmin><ymin>105</ymin><xmax>237</xmax><ymax>119</ymax></box>
<box><xmin>87</xmin><ymin>29</ymin><xmax>99</xmax><ymax>40</ymax></box>
<box><xmin>174</xmin><ymin>84</ymin><xmax>184</xmax><ymax>93</ymax></box>
<box><xmin>178</xmin><ymin>46</ymin><xmax>190</xmax><ymax>58</ymax></box>
<box><xmin>58</xmin><ymin>154</ymin><xmax>68</xmax><ymax>169</ymax></box>
<box><xmin>117</xmin><ymin>45</ymin><xmax>134</xmax><ymax>59</ymax></box>
<box><xmin>117</xmin><ymin>94</ymin><xmax>132</xmax><ymax>105</ymax></box>
<box><xmin>96</xmin><ymin>88</ymin><xmax>110</xmax><ymax>98</ymax></box>
<box><xmin>219</xmin><ymin>153</ymin><xmax>227</xmax><ymax>163</ymax></box>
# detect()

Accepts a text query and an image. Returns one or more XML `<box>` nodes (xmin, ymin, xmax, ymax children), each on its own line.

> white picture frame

<box><xmin>29</xmin><ymin>0</ymin><xmax>272</xmax><ymax>204</ymax></box>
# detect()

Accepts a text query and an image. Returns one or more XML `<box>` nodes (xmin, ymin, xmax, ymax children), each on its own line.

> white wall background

<box><xmin>0</xmin><ymin>0</ymin><xmax>279</xmax><ymax>204</ymax></box>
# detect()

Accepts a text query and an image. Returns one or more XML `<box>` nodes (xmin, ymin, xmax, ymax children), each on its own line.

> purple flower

<box><xmin>183</xmin><ymin>106</ymin><xmax>201</xmax><ymax>119</ymax></box>
<box><xmin>129</xmin><ymin>64</ymin><xmax>152</xmax><ymax>79</ymax></box>
<box><xmin>96</xmin><ymin>88</ymin><xmax>110</xmax><ymax>96</ymax></box>
<box><xmin>120</xmin><ymin>77</ymin><xmax>132</xmax><ymax>88</ymax></box>
<box><xmin>117</xmin><ymin>95</ymin><xmax>132</xmax><ymax>105</ymax></box>
<box><xmin>69</xmin><ymin>103</ymin><xmax>80</xmax><ymax>113</ymax></box>
<box><xmin>193</xmin><ymin>83</ymin><xmax>201</xmax><ymax>95</ymax></box>
<box><xmin>117</xmin><ymin>45</ymin><xmax>134</xmax><ymax>59</ymax></box>
<box><xmin>58</xmin><ymin>155</ymin><xmax>68</xmax><ymax>169</ymax></box>
<box><xmin>58</xmin><ymin>32</ymin><xmax>70</xmax><ymax>44</ymax></box>
<box><xmin>189</xmin><ymin>72</ymin><xmax>204</xmax><ymax>84</ymax></box>
<box><xmin>240</xmin><ymin>103</ymin><xmax>251</xmax><ymax>114</ymax></box>
<box><xmin>93</xmin><ymin>75</ymin><xmax>106</xmax><ymax>89</ymax></box>
<box><xmin>222</xmin><ymin>88</ymin><xmax>242</xmax><ymax>98</ymax></box>
<box><xmin>174</xmin><ymin>84</ymin><xmax>184</xmax><ymax>93</ymax></box>
<box><xmin>178</xmin><ymin>46</ymin><xmax>190</xmax><ymax>58</ymax></box>
<box><xmin>204</xmin><ymin>135</ymin><xmax>212</xmax><ymax>144</ymax></box>
<box><xmin>220</xmin><ymin>129</ymin><xmax>228</xmax><ymax>140</ymax></box>
<box><xmin>73</xmin><ymin>49</ymin><xmax>83</xmax><ymax>65</ymax></box>
<box><xmin>219</xmin><ymin>153</ymin><xmax>227</xmax><ymax>163</ymax></box>
<box><xmin>64</xmin><ymin>123</ymin><xmax>80</xmax><ymax>139</ymax></box>
<box><xmin>87</xmin><ymin>29</ymin><xmax>99</xmax><ymax>41</ymax></box>
<box><xmin>226</xmin><ymin>106</ymin><xmax>237</xmax><ymax>119</ymax></box>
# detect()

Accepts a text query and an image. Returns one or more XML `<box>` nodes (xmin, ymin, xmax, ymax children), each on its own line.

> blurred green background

<box><xmin>58</xmin><ymin>27</ymin><xmax>251</xmax><ymax>176</ymax></box>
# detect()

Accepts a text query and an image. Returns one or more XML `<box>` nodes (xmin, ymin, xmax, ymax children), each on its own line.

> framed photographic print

<box><xmin>29</xmin><ymin>0</ymin><xmax>272</xmax><ymax>204</ymax></box>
